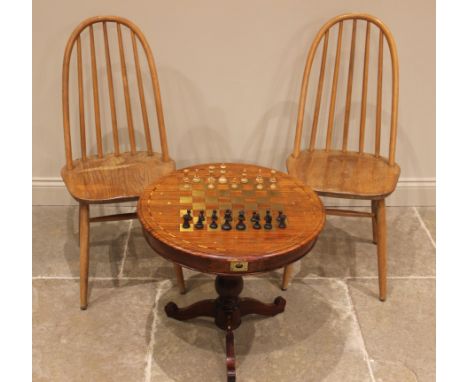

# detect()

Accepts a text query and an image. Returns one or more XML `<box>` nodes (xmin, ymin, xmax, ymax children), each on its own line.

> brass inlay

<box><xmin>230</xmin><ymin>261</ymin><xmax>248</xmax><ymax>272</ymax></box>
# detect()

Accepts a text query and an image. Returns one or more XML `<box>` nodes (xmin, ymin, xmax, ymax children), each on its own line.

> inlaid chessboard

<box><xmin>178</xmin><ymin>165</ymin><xmax>285</xmax><ymax>231</ymax></box>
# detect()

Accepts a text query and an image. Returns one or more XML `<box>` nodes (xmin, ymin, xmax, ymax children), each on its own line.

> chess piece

<box><xmin>264</xmin><ymin>210</ymin><xmax>273</xmax><ymax>230</ymax></box>
<box><xmin>182</xmin><ymin>169</ymin><xmax>191</xmax><ymax>189</ymax></box>
<box><xmin>210</xmin><ymin>210</ymin><xmax>218</xmax><ymax>229</ymax></box>
<box><xmin>240</xmin><ymin>169</ymin><xmax>249</xmax><ymax>184</ymax></box>
<box><xmin>252</xmin><ymin>212</ymin><xmax>261</xmax><ymax>230</ymax></box>
<box><xmin>192</xmin><ymin>169</ymin><xmax>201</xmax><ymax>183</ymax></box>
<box><xmin>207</xmin><ymin>168</ymin><xmax>216</xmax><ymax>189</ymax></box>
<box><xmin>195</xmin><ymin>210</ymin><xmax>205</xmax><ymax>229</ymax></box>
<box><xmin>256</xmin><ymin>169</ymin><xmax>264</xmax><ymax>190</ymax></box>
<box><xmin>250</xmin><ymin>211</ymin><xmax>257</xmax><ymax>222</ymax></box>
<box><xmin>231</xmin><ymin>177</ymin><xmax>239</xmax><ymax>189</ymax></box>
<box><xmin>182</xmin><ymin>209</ymin><xmax>193</xmax><ymax>229</ymax></box>
<box><xmin>222</xmin><ymin>209</ymin><xmax>232</xmax><ymax>231</ymax></box>
<box><xmin>218</xmin><ymin>164</ymin><xmax>228</xmax><ymax>184</ymax></box>
<box><xmin>269</xmin><ymin>170</ymin><xmax>277</xmax><ymax>190</ymax></box>
<box><xmin>236</xmin><ymin>210</ymin><xmax>246</xmax><ymax>231</ymax></box>
<box><xmin>277</xmin><ymin>211</ymin><xmax>287</xmax><ymax>229</ymax></box>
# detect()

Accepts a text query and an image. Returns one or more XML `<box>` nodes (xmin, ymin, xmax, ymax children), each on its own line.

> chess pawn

<box><xmin>252</xmin><ymin>212</ymin><xmax>261</xmax><ymax>230</ymax></box>
<box><xmin>221</xmin><ymin>210</ymin><xmax>232</xmax><ymax>231</ymax></box>
<box><xmin>240</xmin><ymin>169</ymin><xmax>249</xmax><ymax>184</ymax></box>
<box><xmin>218</xmin><ymin>164</ymin><xmax>228</xmax><ymax>184</ymax></box>
<box><xmin>207</xmin><ymin>169</ymin><xmax>216</xmax><ymax>189</ymax></box>
<box><xmin>192</xmin><ymin>169</ymin><xmax>201</xmax><ymax>183</ymax></box>
<box><xmin>250</xmin><ymin>211</ymin><xmax>257</xmax><ymax>222</ymax></box>
<box><xmin>182</xmin><ymin>169</ymin><xmax>191</xmax><ymax>189</ymax></box>
<box><xmin>236</xmin><ymin>210</ymin><xmax>246</xmax><ymax>231</ymax></box>
<box><xmin>194</xmin><ymin>210</ymin><xmax>205</xmax><ymax>230</ymax></box>
<box><xmin>264</xmin><ymin>210</ymin><xmax>273</xmax><ymax>230</ymax></box>
<box><xmin>269</xmin><ymin>170</ymin><xmax>277</xmax><ymax>190</ymax></box>
<box><xmin>230</xmin><ymin>177</ymin><xmax>239</xmax><ymax>189</ymax></box>
<box><xmin>277</xmin><ymin>211</ymin><xmax>287</xmax><ymax>229</ymax></box>
<box><xmin>210</xmin><ymin>210</ymin><xmax>218</xmax><ymax>229</ymax></box>
<box><xmin>256</xmin><ymin>169</ymin><xmax>264</xmax><ymax>190</ymax></box>
<box><xmin>182</xmin><ymin>209</ymin><xmax>193</xmax><ymax>228</ymax></box>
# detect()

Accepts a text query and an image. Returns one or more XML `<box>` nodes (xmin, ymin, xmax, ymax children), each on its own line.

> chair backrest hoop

<box><xmin>292</xmin><ymin>13</ymin><xmax>399</xmax><ymax>165</ymax></box>
<box><xmin>62</xmin><ymin>16</ymin><xmax>170</xmax><ymax>170</ymax></box>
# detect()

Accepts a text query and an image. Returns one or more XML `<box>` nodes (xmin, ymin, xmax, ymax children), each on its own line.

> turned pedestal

<box><xmin>165</xmin><ymin>275</ymin><xmax>286</xmax><ymax>381</ymax></box>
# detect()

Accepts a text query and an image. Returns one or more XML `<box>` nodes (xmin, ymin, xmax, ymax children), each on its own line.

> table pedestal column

<box><xmin>165</xmin><ymin>275</ymin><xmax>286</xmax><ymax>382</ymax></box>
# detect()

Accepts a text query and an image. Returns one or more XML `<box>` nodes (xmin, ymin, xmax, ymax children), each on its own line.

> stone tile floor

<box><xmin>32</xmin><ymin>206</ymin><xmax>435</xmax><ymax>382</ymax></box>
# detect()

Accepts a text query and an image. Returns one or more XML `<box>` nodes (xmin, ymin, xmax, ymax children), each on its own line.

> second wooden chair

<box><xmin>281</xmin><ymin>13</ymin><xmax>400</xmax><ymax>301</ymax></box>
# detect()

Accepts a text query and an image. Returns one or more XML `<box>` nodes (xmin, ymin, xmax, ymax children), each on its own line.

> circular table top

<box><xmin>138</xmin><ymin>163</ymin><xmax>325</xmax><ymax>275</ymax></box>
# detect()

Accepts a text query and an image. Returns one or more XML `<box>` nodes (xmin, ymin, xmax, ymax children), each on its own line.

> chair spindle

<box><xmin>77</xmin><ymin>35</ymin><xmax>86</xmax><ymax>160</ymax></box>
<box><xmin>309</xmin><ymin>30</ymin><xmax>329</xmax><ymax>150</ymax></box>
<box><xmin>342</xmin><ymin>19</ymin><xmax>357</xmax><ymax>151</ymax></box>
<box><xmin>359</xmin><ymin>21</ymin><xmax>371</xmax><ymax>153</ymax></box>
<box><xmin>326</xmin><ymin>21</ymin><xmax>343</xmax><ymax>151</ymax></box>
<box><xmin>117</xmin><ymin>23</ymin><xmax>136</xmax><ymax>154</ymax></box>
<box><xmin>89</xmin><ymin>25</ymin><xmax>103</xmax><ymax>158</ymax></box>
<box><xmin>131</xmin><ymin>31</ymin><xmax>153</xmax><ymax>155</ymax></box>
<box><xmin>103</xmin><ymin>22</ymin><xmax>120</xmax><ymax>155</ymax></box>
<box><xmin>375</xmin><ymin>30</ymin><xmax>384</xmax><ymax>157</ymax></box>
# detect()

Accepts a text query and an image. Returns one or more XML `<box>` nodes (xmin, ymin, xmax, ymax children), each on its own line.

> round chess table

<box><xmin>138</xmin><ymin>163</ymin><xmax>325</xmax><ymax>381</ymax></box>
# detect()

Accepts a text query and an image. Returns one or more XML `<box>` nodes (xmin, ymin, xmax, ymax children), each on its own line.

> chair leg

<box><xmin>281</xmin><ymin>263</ymin><xmax>294</xmax><ymax>291</ymax></box>
<box><xmin>371</xmin><ymin>200</ymin><xmax>378</xmax><ymax>244</ymax></box>
<box><xmin>375</xmin><ymin>199</ymin><xmax>387</xmax><ymax>301</ymax></box>
<box><xmin>79</xmin><ymin>203</ymin><xmax>90</xmax><ymax>310</ymax></box>
<box><xmin>173</xmin><ymin>263</ymin><xmax>186</xmax><ymax>294</ymax></box>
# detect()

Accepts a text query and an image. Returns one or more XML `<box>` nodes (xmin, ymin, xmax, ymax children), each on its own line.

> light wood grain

<box><xmin>102</xmin><ymin>21</ymin><xmax>120</xmax><ymax>155</ymax></box>
<box><xmin>61</xmin><ymin>16</ymin><xmax>183</xmax><ymax>307</ymax></box>
<box><xmin>79</xmin><ymin>203</ymin><xmax>89</xmax><ymax>310</ymax></box>
<box><xmin>342</xmin><ymin>19</ymin><xmax>357</xmax><ymax>151</ymax></box>
<box><xmin>285</xmin><ymin>13</ymin><xmax>400</xmax><ymax>300</ymax></box>
<box><xmin>89</xmin><ymin>24</ymin><xmax>103</xmax><ymax>158</ymax></box>
<box><xmin>117</xmin><ymin>23</ymin><xmax>137</xmax><ymax>154</ymax></box>
<box><xmin>76</xmin><ymin>35</ymin><xmax>86</xmax><ymax>160</ymax></box>
<box><xmin>287</xmin><ymin>150</ymin><xmax>400</xmax><ymax>199</ymax></box>
<box><xmin>326</xmin><ymin>21</ymin><xmax>343</xmax><ymax>151</ymax></box>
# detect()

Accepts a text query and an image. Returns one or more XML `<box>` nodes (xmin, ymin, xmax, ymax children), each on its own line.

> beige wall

<box><xmin>33</xmin><ymin>0</ymin><xmax>435</xmax><ymax>205</ymax></box>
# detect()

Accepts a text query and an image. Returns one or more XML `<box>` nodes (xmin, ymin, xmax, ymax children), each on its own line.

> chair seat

<box><xmin>286</xmin><ymin>150</ymin><xmax>400</xmax><ymax>199</ymax></box>
<box><xmin>61</xmin><ymin>151</ymin><xmax>176</xmax><ymax>203</ymax></box>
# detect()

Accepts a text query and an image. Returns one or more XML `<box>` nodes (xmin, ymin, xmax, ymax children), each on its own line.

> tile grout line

<box><xmin>31</xmin><ymin>275</ymin><xmax>436</xmax><ymax>281</ymax></box>
<box><xmin>118</xmin><ymin>219</ymin><xmax>133</xmax><ymax>279</ymax></box>
<box><xmin>413</xmin><ymin>206</ymin><xmax>436</xmax><ymax>249</ymax></box>
<box><xmin>342</xmin><ymin>281</ymin><xmax>376</xmax><ymax>382</ymax></box>
<box><xmin>144</xmin><ymin>280</ymin><xmax>171</xmax><ymax>382</ymax></box>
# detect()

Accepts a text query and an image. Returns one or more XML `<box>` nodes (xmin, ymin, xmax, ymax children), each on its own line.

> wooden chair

<box><xmin>61</xmin><ymin>16</ymin><xmax>185</xmax><ymax>309</ymax></box>
<box><xmin>281</xmin><ymin>14</ymin><xmax>400</xmax><ymax>301</ymax></box>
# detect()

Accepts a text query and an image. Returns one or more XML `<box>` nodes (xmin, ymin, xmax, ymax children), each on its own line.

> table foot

<box><xmin>165</xmin><ymin>299</ymin><xmax>216</xmax><ymax>321</ymax></box>
<box><xmin>164</xmin><ymin>275</ymin><xmax>286</xmax><ymax>382</ymax></box>
<box><xmin>226</xmin><ymin>329</ymin><xmax>236</xmax><ymax>382</ymax></box>
<box><xmin>239</xmin><ymin>296</ymin><xmax>286</xmax><ymax>317</ymax></box>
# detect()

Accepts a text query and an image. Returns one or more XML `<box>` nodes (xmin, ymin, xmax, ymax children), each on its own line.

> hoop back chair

<box><xmin>61</xmin><ymin>16</ymin><xmax>185</xmax><ymax>309</ymax></box>
<box><xmin>281</xmin><ymin>14</ymin><xmax>400</xmax><ymax>301</ymax></box>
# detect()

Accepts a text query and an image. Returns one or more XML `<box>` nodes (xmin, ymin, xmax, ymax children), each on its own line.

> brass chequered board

<box><xmin>178</xmin><ymin>178</ymin><xmax>284</xmax><ymax>231</ymax></box>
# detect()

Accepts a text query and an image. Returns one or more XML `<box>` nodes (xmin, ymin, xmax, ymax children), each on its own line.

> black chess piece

<box><xmin>252</xmin><ymin>212</ymin><xmax>261</xmax><ymax>230</ymax></box>
<box><xmin>225</xmin><ymin>209</ymin><xmax>233</xmax><ymax>222</ymax></box>
<box><xmin>210</xmin><ymin>210</ymin><xmax>218</xmax><ymax>229</ymax></box>
<box><xmin>236</xmin><ymin>210</ymin><xmax>246</xmax><ymax>231</ymax></box>
<box><xmin>222</xmin><ymin>210</ymin><xmax>232</xmax><ymax>231</ymax></box>
<box><xmin>194</xmin><ymin>210</ymin><xmax>205</xmax><ymax>230</ymax></box>
<box><xmin>277</xmin><ymin>211</ymin><xmax>287</xmax><ymax>229</ymax></box>
<box><xmin>264</xmin><ymin>210</ymin><xmax>273</xmax><ymax>230</ymax></box>
<box><xmin>182</xmin><ymin>209</ymin><xmax>192</xmax><ymax>229</ymax></box>
<box><xmin>250</xmin><ymin>211</ymin><xmax>257</xmax><ymax>222</ymax></box>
